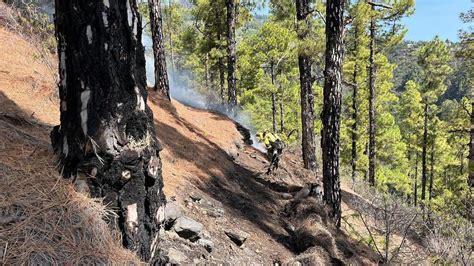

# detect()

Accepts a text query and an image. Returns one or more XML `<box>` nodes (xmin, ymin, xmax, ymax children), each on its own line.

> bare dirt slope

<box><xmin>0</xmin><ymin>26</ymin><xmax>378</xmax><ymax>265</ymax></box>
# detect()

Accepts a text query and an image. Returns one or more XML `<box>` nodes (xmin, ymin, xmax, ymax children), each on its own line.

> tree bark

<box><xmin>271</xmin><ymin>93</ymin><xmax>277</xmax><ymax>133</ymax></box>
<box><xmin>149</xmin><ymin>0</ymin><xmax>170</xmax><ymax>100</ymax></box>
<box><xmin>271</xmin><ymin>62</ymin><xmax>277</xmax><ymax>133</ymax></box>
<box><xmin>296</xmin><ymin>0</ymin><xmax>317</xmax><ymax>172</ymax></box>
<box><xmin>429</xmin><ymin>139</ymin><xmax>435</xmax><ymax>202</ymax></box>
<box><xmin>52</xmin><ymin>1</ymin><xmax>165</xmax><ymax>262</ymax></box>
<box><xmin>322</xmin><ymin>0</ymin><xmax>345</xmax><ymax>228</ymax></box>
<box><xmin>421</xmin><ymin>103</ymin><xmax>428</xmax><ymax>201</ymax></box>
<box><xmin>368</xmin><ymin>5</ymin><xmax>376</xmax><ymax>186</ymax></box>
<box><xmin>225</xmin><ymin>0</ymin><xmax>237</xmax><ymax>107</ymax></box>
<box><xmin>351</xmin><ymin>28</ymin><xmax>359</xmax><ymax>186</ymax></box>
<box><xmin>280</xmin><ymin>96</ymin><xmax>285</xmax><ymax>133</ymax></box>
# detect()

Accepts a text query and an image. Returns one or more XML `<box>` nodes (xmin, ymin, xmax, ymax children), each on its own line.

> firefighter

<box><xmin>257</xmin><ymin>130</ymin><xmax>284</xmax><ymax>174</ymax></box>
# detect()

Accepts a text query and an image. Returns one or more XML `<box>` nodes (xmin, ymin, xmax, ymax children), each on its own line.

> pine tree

<box><xmin>344</xmin><ymin>1</ymin><xmax>370</xmax><ymax>184</ymax></box>
<box><xmin>226</xmin><ymin>0</ymin><xmax>238</xmax><ymax>107</ymax></box>
<box><xmin>457</xmin><ymin>8</ymin><xmax>474</xmax><ymax>187</ymax></box>
<box><xmin>252</xmin><ymin>21</ymin><xmax>296</xmax><ymax>133</ymax></box>
<box><xmin>148</xmin><ymin>0</ymin><xmax>171</xmax><ymax>99</ymax></box>
<box><xmin>366</xmin><ymin>0</ymin><xmax>414</xmax><ymax>186</ymax></box>
<box><xmin>398</xmin><ymin>80</ymin><xmax>423</xmax><ymax>204</ymax></box>
<box><xmin>322</xmin><ymin>0</ymin><xmax>345</xmax><ymax>227</ymax></box>
<box><xmin>416</xmin><ymin>37</ymin><xmax>452</xmax><ymax>203</ymax></box>
<box><xmin>296</xmin><ymin>0</ymin><xmax>317</xmax><ymax>171</ymax></box>
<box><xmin>52</xmin><ymin>0</ymin><xmax>165</xmax><ymax>262</ymax></box>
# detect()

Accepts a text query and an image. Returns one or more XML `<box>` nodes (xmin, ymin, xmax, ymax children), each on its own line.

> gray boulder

<box><xmin>166</xmin><ymin>248</ymin><xmax>188</xmax><ymax>264</ymax></box>
<box><xmin>197</xmin><ymin>238</ymin><xmax>215</xmax><ymax>253</ymax></box>
<box><xmin>207</xmin><ymin>208</ymin><xmax>225</xmax><ymax>218</ymax></box>
<box><xmin>173</xmin><ymin>217</ymin><xmax>203</xmax><ymax>241</ymax></box>
<box><xmin>225</xmin><ymin>228</ymin><xmax>249</xmax><ymax>246</ymax></box>
<box><xmin>164</xmin><ymin>201</ymin><xmax>182</xmax><ymax>224</ymax></box>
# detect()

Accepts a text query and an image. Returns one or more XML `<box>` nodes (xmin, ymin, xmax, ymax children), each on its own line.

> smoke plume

<box><xmin>142</xmin><ymin>34</ymin><xmax>266</xmax><ymax>152</ymax></box>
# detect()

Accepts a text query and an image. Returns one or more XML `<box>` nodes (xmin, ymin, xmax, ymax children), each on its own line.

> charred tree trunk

<box><xmin>322</xmin><ymin>0</ymin><xmax>345</xmax><ymax>228</ymax></box>
<box><xmin>296</xmin><ymin>0</ymin><xmax>317</xmax><ymax>172</ymax></box>
<box><xmin>351</xmin><ymin>29</ymin><xmax>359</xmax><ymax>186</ymax></box>
<box><xmin>225</xmin><ymin>0</ymin><xmax>237</xmax><ymax>107</ymax></box>
<box><xmin>421</xmin><ymin>102</ymin><xmax>428</xmax><ymax>201</ymax></box>
<box><xmin>52</xmin><ymin>1</ymin><xmax>165</xmax><ymax>262</ymax></box>
<box><xmin>368</xmin><ymin>5</ymin><xmax>376</xmax><ymax>186</ymax></box>
<box><xmin>149</xmin><ymin>0</ymin><xmax>170</xmax><ymax>100</ymax></box>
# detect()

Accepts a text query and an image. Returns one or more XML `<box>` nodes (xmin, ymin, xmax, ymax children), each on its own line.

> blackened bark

<box><xmin>225</xmin><ymin>0</ymin><xmax>237</xmax><ymax>107</ymax></box>
<box><xmin>322</xmin><ymin>0</ymin><xmax>345</xmax><ymax>228</ymax></box>
<box><xmin>149</xmin><ymin>0</ymin><xmax>170</xmax><ymax>100</ymax></box>
<box><xmin>297</xmin><ymin>0</ymin><xmax>317</xmax><ymax>171</ymax></box>
<box><xmin>469</xmin><ymin>101</ymin><xmax>474</xmax><ymax>187</ymax></box>
<box><xmin>421</xmin><ymin>103</ymin><xmax>428</xmax><ymax>201</ymax></box>
<box><xmin>351</xmin><ymin>29</ymin><xmax>359</xmax><ymax>185</ymax></box>
<box><xmin>368</xmin><ymin>5</ymin><xmax>376</xmax><ymax>186</ymax></box>
<box><xmin>52</xmin><ymin>1</ymin><xmax>165</xmax><ymax>262</ymax></box>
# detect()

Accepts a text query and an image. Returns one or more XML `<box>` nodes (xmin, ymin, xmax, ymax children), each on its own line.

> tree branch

<box><xmin>367</xmin><ymin>1</ymin><xmax>393</xmax><ymax>9</ymax></box>
<box><xmin>343</xmin><ymin>80</ymin><xmax>357</xmax><ymax>88</ymax></box>
<box><xmin>303</xmin><ymin>9</ymin><xmax>326</xmax><ymax>24</ymax></box>
<box><xmin>389</xmin><ymin>213</ymin><xmax>418</xmax><ymax>263</ymax></box>
<box><xmin>448</xmin><ymin>129</ymin><xmax>470</xmax><ymax>134</ymax></box>
<box><xmin>355</xmin><ymin>209</ymin><xmax>385</xmax><ymax>259</ymax></box>
<box><xmin>461</xmin><ymin>101</ymin><xmax>472</xmax><ymax>116</ymax></box>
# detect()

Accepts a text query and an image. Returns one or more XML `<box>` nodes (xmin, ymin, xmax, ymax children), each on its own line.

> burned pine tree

<box><xmin>225</xmin><ymin>0</ymin><xmax>237</xmax><ymax>107</ymax></box>
<box><xmin>321</xmin><ymin>0</ymin><xmax>345</xmax><ymax>227</ymax></box>
<box><xmin>148</xmin><ymin>0</ymin><xmax>171</xmax><ymax>99</ymax></box>
<box><xmin>52</xmin><ymin>0</ymin><xmax>165</xmax><ymax>262</ymax></box>
<box><xmin>296</xmin><ymin>0</ymin><xmax>317</xmax><ymax>171</ymax></box>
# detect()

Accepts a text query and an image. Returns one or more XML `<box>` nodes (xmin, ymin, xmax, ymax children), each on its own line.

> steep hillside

<box><xmin>0</xmin><ymin>27</ymin><xmax>141</xmax><ymax>264</ymax></box>
<box><xmin>0</xmin><ymin>26</ymin><xmax>379</xmax><ymax>264</ymax></box>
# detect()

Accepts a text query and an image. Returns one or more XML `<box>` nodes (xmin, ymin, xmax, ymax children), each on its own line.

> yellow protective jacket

<box><xmin>262</xmin><ymin>133</ymin><xmax>280</xmax><ymax>149</ymax></box>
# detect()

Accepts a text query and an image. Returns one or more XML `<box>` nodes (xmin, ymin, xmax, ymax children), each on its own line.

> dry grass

<box><xmin>0</xmin><ymin>114</ymin><xmax>142</xmax><ymax>265</ymax></box>
<box><xmin>0</xmin><ymin>15</ymin><xmax>142</xmax><ymax>263</ymax></box>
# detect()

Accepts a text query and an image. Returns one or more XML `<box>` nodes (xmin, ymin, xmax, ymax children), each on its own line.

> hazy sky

<box><xmin>402</xmin><ymin>0</ymin><xmax>472</xmax><ymax>41</ymax></box>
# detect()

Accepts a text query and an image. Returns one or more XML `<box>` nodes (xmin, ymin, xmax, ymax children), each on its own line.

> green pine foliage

<box><xmin>153</xmin><ymin>0</ymin><xmax>471</xmax><ymax>220</ymax></box>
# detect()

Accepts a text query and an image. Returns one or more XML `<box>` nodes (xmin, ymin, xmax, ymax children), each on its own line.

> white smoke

<box><xmin>142</xmin><ymin>33</ymin><xmax>266</xmax><ymax>152</ymax></box>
